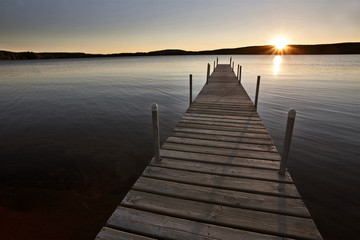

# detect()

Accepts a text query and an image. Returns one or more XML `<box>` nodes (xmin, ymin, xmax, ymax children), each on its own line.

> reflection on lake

<box><xmin>0</xmin><ymin>55</ymin><xmax>359</xmax><ymax>240</ymax></box>
<box><xmin>273</xmin><ymin>55</ymin><xmax>282</xmax><ymax>75</ymax></box>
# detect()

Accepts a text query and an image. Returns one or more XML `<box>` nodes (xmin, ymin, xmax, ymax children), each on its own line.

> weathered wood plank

<box><xmin>96</xmin><ymin>227</ymin><xmax>156</xmax><ymax>240</ymax></box>
<box><xmin>186</xmin><ymin>108</ymin><xmax>258</xmax><ymax>116</ymax></box>
<box><xmin>122</xmin><ymin>191</ymin><xmax>322</xmax><ymax>240</ymax></box>
<box><xmin>190</xmin><ymin>101</ymin><xmax>253</xmax><ymax>106</ymax></box>
<box><xmin>162</xmin><ymin>142</ymin><xmax>281</xmax><ymax>161</ymax></box>
<box><xmin>176</xmin><ymin>123</ymin><xmax>269</xmax><ymax>134</ymax></box>
<box><xmin>166</xmin><ymin>136</ymin><xmax>277</xmax><ymax>153</ymax></box>
<box><xmin>149</xmin><ymin>158</ymin><xmax>291</xmax><ymax>183</ymax></box>
<box><xmin>142</xmin><ymin>166</ymin><xmax>300</xmax><ymax>198</ymax></box>
<box><xmin>173</xmin><ymin>127</ymin><xmax>271</xmax><ymax>139</ymax></box>
<box><xmin>179</xmin><ymin>119</ymin><xmax>267</xmax><ymax>129</ymax></box>
<box><xmin>133</xmin><ymin>177</ymin><xmax>310</xmax><ymax>217</ymax></box>
<box><xmin>171</xmin><ymin>131</ymin><xmax>274</xmax><ymax>145</ymax></box>
<box><xmin>160</xmin><ymin>149</ymin><xmax>279</xmax><ymax>170</ymax></box>
<box><xmin>185</xmin><ymin>105</ymin><xmax>256</xmax><ymax>111</ymax></box>
<box><xmin>108</xmin><ymin>206</ymin><xmax>292</xmax><ymax>240</ymax></box>
<box><xmin>181</xmin><ymin>115</ymin><xmax>264</xmax><ymax>124</ymax></box>
<box><xmin>190</xmin><ymin>103</ymin><xmax>254</xmax><ymax>108</ymax></box>
<box><xmin>184</xmin><ymin>112</ymin><xmax>262</xmax><ymax>121</ymax></box>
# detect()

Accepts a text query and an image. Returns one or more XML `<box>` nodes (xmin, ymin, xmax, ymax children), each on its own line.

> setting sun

<box><xmin>272</xmin><ymin>37</ymin><xmax>289</xmax><ymax>50</ymax></box>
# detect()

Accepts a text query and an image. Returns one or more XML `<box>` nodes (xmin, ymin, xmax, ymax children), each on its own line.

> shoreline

<box><xmin>1</xmin><ymin>42</ymin><xmax>360</xmax><ymax>60</ymax></box>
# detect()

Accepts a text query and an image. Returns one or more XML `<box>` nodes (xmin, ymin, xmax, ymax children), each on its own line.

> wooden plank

<box><xmin>133</xmin><ymin>177</ymin><xmax>311</xmax><ymax>218</ymax></box>
<box><xmin>160</xmin><ymin>149</ymin><xmax>280</xmax><ymax>170</ymax></box>
<box><xmin>149</xmin><ymin>158</ymin><xmax>291</xmax><ymax>183</ymax></box>
<box><xmin>190</xmin><ymin>103</ymin><xmax>253</xmax><ymax>109</ymax></box>
<box><xmin>181</xmin><ymin>115</ymin><xmax>264</xmax><ymax>124</ymax></box>
<box><xmin>186</xmin><ymin>105</ymin><xmax>255</xmax><ymax>111</ymax></box>
<box><xmin>186</xmin><ymin>108</ymin><xmax>257</xmax><ymax>116</ymax></box>
<box><xmin>162</xmin><ymin>142</ymin><xmax>281</xmax><ymax>161</ymax></box>
<box><xmin>107</xmin><ymin>206</ymin><xmax>291</xmax><ymax>240</ymax></box>
<box><xmin>176</xmin><ymin>123</ymin><xmax>269</xmax><ymax>134</ymax></box>
<box><xmin>142</xmin><ymin>166</ymin><xmax>300</xmax><ymax>198</ymax></box>
<box><xmin>194</xmin><ymin>97</ymin><xmax>252</xmax><ymax>101</ymax></box>
<box><xmin>191</xmin><ymin>101</ymin><xmax>253</xmax><ymax>105</ymax></box>
<box><xmin>179</xmin><ymin>119</ymin><xmax>267</xmax><ymax>129</ymax></box>
<box><xmin>171</xmin><ymin>131</ymin><xmax>274</xmax><ymax>145</ymax></box>
<box><xmin>165</xmin><ymin>137</ymin><xmax>278</xmax><ymax>153</ymax></box>
<box><xmin>184</xmin><ymin>112</ymin><xmax>262</xmax><ymax>121</ymax></box>
<box><xmin>96</xmin><ymin>227</ymin><xmax>156</xmax><ymax>240</ymax></box>
<box><xmin>189</xmin><ymin>104</ymin><xmax>253</xmax><ymax>109</ymax></box>
<box><xmin>190</xmin><ymin>103</ymin><xmax>254</xmax><ymax>108</ymax></box>
<box><xmin>173</xmin><ymin>127</ymin><xmax>271</xmax><ymax>139</ymax></box>
<box><xmin>122</xmin><ymin>191</ymin><xmax>322</xmax><ymax>240</ymax></box>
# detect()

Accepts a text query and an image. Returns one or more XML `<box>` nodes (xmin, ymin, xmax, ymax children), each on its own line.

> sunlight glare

<box><xmin>273</xmin><ymin>56</ymin><xmax>282</xmax><ymax>75</ymax></box>
<box><xmin>273</xmin><ymin>55</ymin><xmax>282</xmax><ymax>64</ymax></box>
<box><xmin>272</xmin><ymin>37</ymin><xmax>289</xmax><ymax>50</ymax></box>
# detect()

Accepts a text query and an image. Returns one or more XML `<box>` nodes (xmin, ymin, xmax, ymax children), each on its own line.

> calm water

<box><xmin>0</xmin><ymin>55</ymin><xmax>359</xmax><ymax>239</ymax></box>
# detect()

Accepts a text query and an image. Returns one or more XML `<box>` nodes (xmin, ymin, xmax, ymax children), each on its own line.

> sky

<box><xmin>1</xmin><ymin>0</ymin><xmax>359</xmax><ymax>54</ymax></box>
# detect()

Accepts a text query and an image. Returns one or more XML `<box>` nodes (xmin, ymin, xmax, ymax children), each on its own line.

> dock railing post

<box><xmin>254</xmin><ymin>76</ymin><xmax>260</xmax><ymax>108</ymax></box>
<box><xmin>206</xmin><ymin>63</ymin><xmax>210</xmax><ymax>84</ymax></box>
<box><xmin>216</xmin><ymin>57</ymin><xmax>218</xmax><ymax>66</ymax></box>
<box><xmin>279</xmin><ymin>109</ymin><xmax>296</xmax><ymax>175</ymax></box>
<box><xmin>232</xmin><ymin>61</ymin><xmax>234</xmax><ymax>71</ymax></box>
<box><xmin>239</xmin><ymin>66</ymin><xmax>242</xmax><ymax>84</ymax></box>
<box><xmin>151</xmin><ymin>104</ymin><xmax>161</xmax><ymax>162</ymax></box>
<box><xmin>237</xmin><ymin>64</ymin><xmax>240</xmax><ymax>79</ymax></box>
<box><xmin>189</xmin><ymin>74</ymin><xmax>192</xmax><ymax>106</ymax></box>
<box><xmin>230</xmin><ymin>57</ymin><xmax>232</xmax><ymax>65</ymax></box>
<box><xmin>213</xmin><ymin>61</ymin><xmax>215</xmax><ymax>72</ymax></box>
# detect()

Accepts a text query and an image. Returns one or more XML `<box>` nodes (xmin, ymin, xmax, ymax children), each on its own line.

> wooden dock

<box><xmin>96</xmin><ymin>63</ymin><xmax>323</xmax><ymax>240</ymax></box>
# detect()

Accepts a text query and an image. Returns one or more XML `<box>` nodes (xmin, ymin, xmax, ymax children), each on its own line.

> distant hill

<box><xmin>1</xmin><ymin>42</ymin><xmax>360</xmax><ymax>60</ymax></box>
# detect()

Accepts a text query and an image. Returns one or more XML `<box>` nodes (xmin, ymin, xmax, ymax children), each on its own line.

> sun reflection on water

<box><xmin>273</xmin><ymin>55</ymin><xmax>282</xmax><ymax>75</ymax></box>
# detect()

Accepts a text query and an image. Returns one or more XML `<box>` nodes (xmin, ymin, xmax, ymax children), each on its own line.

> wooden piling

<box><xmin>206</xmin><ymin>63</ymin><xmax>210</xmax><ymax>84</ymax></box>
<box><xmin>239</xmin><ymin>65</ymin><xmax>242</xmax><ymax>84</ymax></box>
<box><xmin>279</xmin><ymin>109</ymin><xmax>296</xmax><ymax>175</ymax></box>
<box><xmin>216</xmin><ymin>57</ymin><xmax>218</xmax><ymax>66</ymax></box>
<box><xmin>213</xmin><ymin>61</ymin><xmax>215</xmax><ymax>72</ymax></box>
<box><xmin>237</xmin><ymin>64</ymin><xmax>240</xmax><ymax>79</ymax></box>
<box><xmin>151</xmin><ymin>104</ymin><xmax>161</xmax><ymax>162</ymax></box>
<box><xmin>254</xmin><ymin>76</ymin><xmax>260</xmax><ymax>108</ymax></box>
<box><xmin>189</xmin><ymin>74</ymin><xmax>192</xmax><ymax>106</ymax></box>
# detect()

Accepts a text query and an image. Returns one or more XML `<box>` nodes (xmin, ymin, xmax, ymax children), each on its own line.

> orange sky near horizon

<box><xmin>1</xmin><ymin>0</ymin><xmax>359</xmax><ymax>54</ymax></box>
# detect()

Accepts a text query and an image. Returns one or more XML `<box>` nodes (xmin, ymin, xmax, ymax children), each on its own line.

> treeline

<box><xmin>1</xmin><ymin>42</ymin><xmax>360</xmax><ymax>60</ymax></box>
<box><xmin>0</xmin><ymin>51</ymin><xmax>100</xmax><ymax>60</ymax></box>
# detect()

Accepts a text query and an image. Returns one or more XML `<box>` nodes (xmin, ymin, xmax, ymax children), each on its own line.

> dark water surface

<box><xmin>0</xmin><ymin>55</ymin><xmax>359</xmax><ymax>239</ymax></box>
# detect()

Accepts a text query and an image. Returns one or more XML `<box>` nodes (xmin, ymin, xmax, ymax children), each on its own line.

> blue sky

<box><xmin>1</xmin><ymin>0</ymin><xmax>359</xmax><ymax>53</ymax></box>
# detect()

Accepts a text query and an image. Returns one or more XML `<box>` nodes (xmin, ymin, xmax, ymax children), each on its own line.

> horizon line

<box><xmin>2</xmin><ymin>41</ymin><xmax>360</xmax><ymax>55</ymax></box>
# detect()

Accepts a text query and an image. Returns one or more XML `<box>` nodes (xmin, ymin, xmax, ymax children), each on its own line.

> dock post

<box><xmin>216</xmin><ymin>57</ymin><xmax>218</xmax><ymax>66</ymax></box>
<box><xmin>254</xmin><ymin>76</ymin><xmax>260</xmax><ymax>108</ymax></box>
<box><xmin>213</xmin><ymin>61</ymin><xmax>215</xmax><ymax>72</ymax></box>
<box><xmin>279</xmin><ymin>109</ymin><xmax>297</xmax><ymax>175</ymax></box>
<box><xmin>239</xmin><ymin>66</ymin><xmax>242</xmax><ymax>84</ymax></box>
<box><xmin>151</xmin><ymin>104</ymin><xmax>161</xmax><ymax>162</ymax></box>
<box><xmin>230</xmin><ymin>57</ymin><xmax>232</xmax><ymax>65</ymax></box>
<box><xmin>232</xmin><ymin>61</ymin><xmax>234</xmax><ymax>70</ymax></box>
<box><xmin>206</xmin><ymin>63</ymin><xmax>210</xmax><ymax>84</ymax></box>
<box><xmin>189</xmin><ymin>74</ymin><xmax>192</xmax><ymax>106</ymax></box>
<box><xmin>237</xmin><ymin>64</ymin><xmax>240</xmax><ymax>79</ymax></box>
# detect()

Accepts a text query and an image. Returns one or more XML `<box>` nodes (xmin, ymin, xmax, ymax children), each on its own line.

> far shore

<box><xmin>1</xmin><ymin>42</ymin><xmax>360</xmax><ymax>60</ymax></box>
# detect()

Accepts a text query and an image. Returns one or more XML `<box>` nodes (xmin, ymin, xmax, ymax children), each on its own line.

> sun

<box><xmin>272</xmin><ymin>37</ymin><xmax>289</xmax><ymax>50</ymax></box>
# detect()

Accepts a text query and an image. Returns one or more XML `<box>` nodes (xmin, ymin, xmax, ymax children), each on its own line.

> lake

<box><xmin>0</xmin><ymin>55</ymin><xmax>359</xmax><ymax>240</ymax></box>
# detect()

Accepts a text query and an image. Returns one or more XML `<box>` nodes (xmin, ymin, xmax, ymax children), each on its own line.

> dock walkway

<box><xmin>96</xmin><ymin>64</ymin><xmax>322</xmax><ymax>240</ymax></box>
